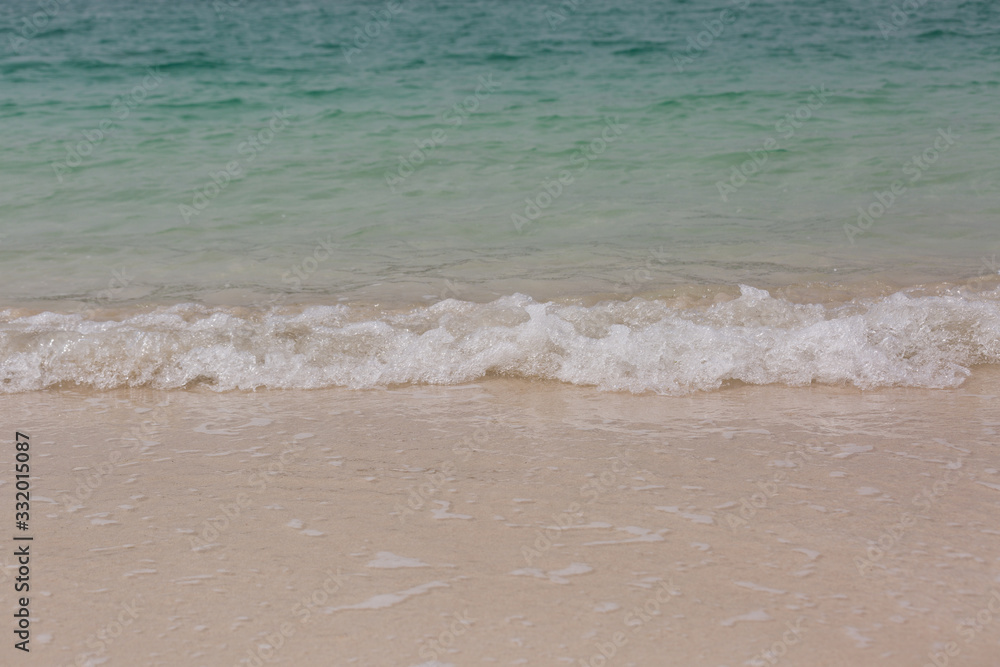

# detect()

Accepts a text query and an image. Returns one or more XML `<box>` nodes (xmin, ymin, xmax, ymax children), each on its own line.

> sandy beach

<box><xmin>3</xmin><ymin>369</ymin><xmax>999</xmax><ymax>666</ymax></box>
<box><xmin>4</xmin><ymin>0</ymin><xmax>1000</xmax><ymax>665</ymax></box>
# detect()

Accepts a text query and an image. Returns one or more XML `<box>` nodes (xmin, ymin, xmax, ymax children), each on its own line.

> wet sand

<box><xmin>3</xmin><ymin>371</ymin><xmax>1000</xmax><ymax>666</ymax></box>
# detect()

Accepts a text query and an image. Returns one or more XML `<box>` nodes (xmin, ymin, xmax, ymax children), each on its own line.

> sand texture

<box><xmin>2</xmin><ymin>372</ymin><xmax>1000</xmax><ymax>666</ymax></box>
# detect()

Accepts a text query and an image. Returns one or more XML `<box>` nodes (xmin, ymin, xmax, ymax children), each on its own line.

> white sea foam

<box><xmin>366</xmin><ymin>552</ymin><xmax>429</xmax><ymax>569</ymax></box>
<box><xmin>2</xmin><ymin>285</ymin><xmax>999</xmax><ymax>394</ymax></box>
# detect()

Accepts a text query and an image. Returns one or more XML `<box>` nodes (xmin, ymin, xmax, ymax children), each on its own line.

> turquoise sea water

<box><xmin>1</xmin><ymin>0</ymin><xmax>999</xmax><ymax>392</ymax></box>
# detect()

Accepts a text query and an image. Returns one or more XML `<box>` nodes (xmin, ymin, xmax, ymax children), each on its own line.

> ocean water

<box><xmin>1</xmin><ymin>0</ymin><xmax>999</xmax><ymax>393</ymax></box>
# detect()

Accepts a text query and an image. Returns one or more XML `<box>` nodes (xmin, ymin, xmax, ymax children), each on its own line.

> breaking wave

<box><xmin>2</xmin><ymin>286</ymin><xmax>1000</xmax><ymax>394</ymax></box>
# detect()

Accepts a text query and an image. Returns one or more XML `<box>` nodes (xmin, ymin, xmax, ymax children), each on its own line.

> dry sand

<box><xmin>2</xmin><ymin>371</ymin><xmax>1000</xmax><ymax>666</ymax></box>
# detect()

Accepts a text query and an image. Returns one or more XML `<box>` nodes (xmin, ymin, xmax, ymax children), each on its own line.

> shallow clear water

<box><xmin>1</xmin><ymin>0</ymin><xmax>999</xmax><ymax>392</ymax></box>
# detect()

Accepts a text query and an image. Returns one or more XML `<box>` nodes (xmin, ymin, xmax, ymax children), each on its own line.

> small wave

<box><xmin>613</xmin><ymin>42</ymin><xmax>671</xmax><ymax>56</ymax></box>
<box><xmin>2</xmin><ymin>286</ymin><xmax>999</xmax><ymax>394</ymax></box>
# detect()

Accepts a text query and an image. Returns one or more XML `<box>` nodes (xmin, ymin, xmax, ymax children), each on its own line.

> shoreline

<box><xmin>0</xmin><ymin>263</ymin><xmax>998</xmax><ymax>315</ymax></box>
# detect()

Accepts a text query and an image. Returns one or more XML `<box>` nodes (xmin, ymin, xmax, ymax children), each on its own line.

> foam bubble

<box><xmin>2</xmin><ymin>285</ymin><xmax>999</xmax><ymax>394</ymax></box>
